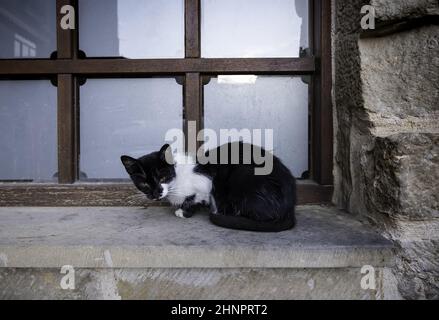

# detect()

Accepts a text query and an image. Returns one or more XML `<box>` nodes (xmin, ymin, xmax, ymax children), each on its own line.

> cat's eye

<box><xmin>132</xmin><ymin>173</ymin><xmax>146</xmax><ymax>179</ymax></box>
<box><xmin>139</xmin><ymin>181</ymin><xmax>150</xmax><ymax>189</ymax></box>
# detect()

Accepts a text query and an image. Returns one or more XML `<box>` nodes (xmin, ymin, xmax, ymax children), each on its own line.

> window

<box><xmin>78</xmin><ymin>0</ymin><xmax>185</xmax><ymax>58</ymax></box>
<box><xmin>201</xmin><ymin>0</ymin><xmax>308</xmax><ymax>58</ymax></box>
<box><xmin>0</xmin><ymin>0</ymin><xmax>333</xmax><ymax>205</ymax></box>
<box><xmin>203</xmin><ymin>75</ymin><xmax>309</xmax><ymax>177</ymax></box>
<box><xmin>0</xmin><ymin>80</ymin><xmax>57</xmax><ymax>181</ymax></box>
<box><xmin>80</xmin><ymin>78</ymin><xmax>183</xmax><ymax>180</ymax></box>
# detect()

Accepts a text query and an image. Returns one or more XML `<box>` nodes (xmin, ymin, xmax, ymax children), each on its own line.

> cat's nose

<box><xmin>152</xmin><ymin>189</ymin><xmax>162</xmax><ymax>200</ymax></box>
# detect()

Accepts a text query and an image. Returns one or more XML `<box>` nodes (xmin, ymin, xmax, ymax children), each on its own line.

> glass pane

<box><xmin>0</xmin><ymin>81</ymin><xmax>57</xmax><ymax>181</ymax></box>
<box><xmin>80</xmin><ymin>78</ymin><xmax>183</xmax><ymax>180</ymax></box>
<box><xmin>203</xmin><ymin>75</ymin><xmax>309</xmax><ymax>177</ymax></box>
<box><xmin>79</xmin><ymin>0</ymin><xmax>185</xmax><ymax>59</ymax></box>
<box><xmin>201</xmin><ymin>0</ymin><xmax>308</xmax><ymax>58</ymax></box>
<box><xmin>0</xmin><ymin>0</ymin><xmax>56</xmax><ymax>59</ymax></box>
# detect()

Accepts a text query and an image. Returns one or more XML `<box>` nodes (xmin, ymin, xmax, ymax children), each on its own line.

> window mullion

<box><xmin>311</xmin><ymin>0</ymin><xmax>333</xmax><ymax>185</ymax></box>
<box><xmin>56</xmin><ymin>0</ymin><xmax>78</xmax><ymax>59</ymax></box>
<box><xmin>57</xmin><ymin>74</ymin><xmax>78</xmax><ymax>183</ymax></box>
<box><xmin>184</xmin><ymin>73</ymin><xmax>202</xmax><ymax>154</ymax></box>
<box><xmin>185</xmin><ymin>0</ymin><xmax>201</xmax><ymax>58</ymax></box>
<box><xmin>184</xmin><ymin>0</ymin><xmax>202</xmax><ymax>154</ymax></box>
<box><xmin>56</xmin><ymin>0</ymin><xmax>79</xmax><ymax>183</ymax></box>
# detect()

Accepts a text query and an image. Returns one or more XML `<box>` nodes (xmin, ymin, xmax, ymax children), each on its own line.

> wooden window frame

<box><xmin>0</xmin><ymin>0</ymin><xmax>333</xmax><ymax>206</ymax></box>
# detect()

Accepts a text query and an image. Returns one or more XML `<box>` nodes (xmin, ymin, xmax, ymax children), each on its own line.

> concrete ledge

<box><xmin>0</xmin><ymin>206</ymin><xmax>394</xmax><ymax>269</ymax></box>
<box><xmin>0</xmin><ymin>267</ymin><xmax>401</xmax><ymax>300</ymax></box>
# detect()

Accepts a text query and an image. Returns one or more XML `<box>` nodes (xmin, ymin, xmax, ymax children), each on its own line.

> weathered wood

<box><xmin>296</xmin><ymin>181</ymin><xmax>333</xmax><ymax>204</ymax></box>
<box><xmin>0</xmin><ymin>182</ymin><xmax>332</xmax><ymax>206</ymax></box>
<box><xmin>0</xmin><ymin>58</ymin><xmax>315</xmax><ymax>75</ymax></box>
<box><xmin>319</xmin><ymin>0</ymin><xmax>334</xmax><ymax>185</ymax></box>
<box><xmin>56</xmin><ymin>0</ymin><xmax>79</xmax><ymax>183</ymax></box>
<box><xmin>311</xmin><ymin>0</ymin><xmax>333</xmax><ymax>185</ymax></box>
<box><xmin>57</xmin><ymin>74</ymin><xmax>78</xmax><ymax>183</ymax></box>
<box><xmin>56</xmin><ymin>0</ymin><xmax>78</xmax><ymax>59</ymax></box>
<box><xmin>184</xmin><ymin>73</ymin><xmax>202</xmax><ymax>153</ymax></box>
<box><xmin>0</xmin><ymin>184</ymin><xmax>160</xmax><ymax>207</ymax></box>
<box><xmin>185</xmin><ymin>0</ymin><xmax>200</xmax><ymax>58</ymax></box>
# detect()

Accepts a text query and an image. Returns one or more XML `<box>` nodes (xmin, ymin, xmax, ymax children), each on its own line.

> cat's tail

<box><xmin>209</xmin><ymin>213</ymin><xmax>296</xmax><ymax>232</ymax></box>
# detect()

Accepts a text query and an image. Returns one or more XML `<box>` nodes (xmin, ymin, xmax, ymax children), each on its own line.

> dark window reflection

<box><xmin>0</xmin><ymin>0</ymin><xmax>56</xmax><ymax>59</ymax></box>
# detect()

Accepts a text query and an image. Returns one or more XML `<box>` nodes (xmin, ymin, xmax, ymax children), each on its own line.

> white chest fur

<box><xmin>166</xmin><ymin>154</ymin><xmax>212</xmax><ymax>206</ymax></box>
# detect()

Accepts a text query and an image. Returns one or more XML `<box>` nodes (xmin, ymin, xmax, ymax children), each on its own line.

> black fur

<box><xmin>121</xmin><ymin>144</ymin><xmax>175</xmax><ymax>201</ymax></box>
<box><xmin>121</xmin><ymin>142</ymin><xmax>296</xmax><ymax>232</ymax></box>
<box><xmin>180</xmin><ymin>194</ymin><xmax>204</xmax><ymax>218</ymax></box>
<box><xmin>195</xmin><ymin>142</ymin><xmax>296</xmax><ymax>232</ymax></box>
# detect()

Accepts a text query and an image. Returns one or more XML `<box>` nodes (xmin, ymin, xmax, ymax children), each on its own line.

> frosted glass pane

<box><xmin>0</xmin><ymin>0</ymin><xmax>56</xmax><ymax>59</ymax></box>
<box><xmin>80</xmin><ymin>78</ymin><xmax>183</xmax><ymax>179</ymax></box>
<box><xmin>204</xmin><ymin>76</ymin><xmax>308</xmax><ymax>177</ymax></box>
<box><xmin>0</xmin><ymin>81</ymin><xmax>57</xmax><ymax>181</ymax></box>
<box><xmin>79</xmin><ymin>0</ymin><xmax>184</xmax><ymax>59</ymax></box>
<box><xmin>201</xmin><ymin>0</ymin><xmax>309</xmax><ymax>58</ymax></box>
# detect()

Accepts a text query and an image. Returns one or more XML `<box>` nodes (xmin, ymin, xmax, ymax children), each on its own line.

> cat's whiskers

<box><xmin>167</xmin><ymin>191</ymin><xmax>186</xmax><ymax>197</ymax></box>
<box><xmin>166</xmin><ymin>187</ymin><xmax>185</xmax><ymax>196</ymax></box>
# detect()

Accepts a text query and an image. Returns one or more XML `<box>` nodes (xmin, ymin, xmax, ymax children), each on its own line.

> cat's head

<box><xmin>121</xmin><ymin>144</ymin><xmax>175</xmax><ymax>201</ymax></box>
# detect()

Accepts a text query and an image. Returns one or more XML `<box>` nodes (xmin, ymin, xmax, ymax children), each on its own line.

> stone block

<box><xmin>365</xmin><ymin>133</ymin><xmax>438</xmax><ymax>221</ymax></box>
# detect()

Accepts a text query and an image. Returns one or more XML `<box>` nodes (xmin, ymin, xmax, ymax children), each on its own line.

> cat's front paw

<box><xmin>174</xmin><ymin>208</ymin><xmax>186</xmax><ymax>219</ymax></box>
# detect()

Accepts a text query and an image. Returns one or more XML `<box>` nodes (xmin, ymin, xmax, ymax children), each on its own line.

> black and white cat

<box><xmin>121</xmin><ymin>142</ymin><xmax>296</xmax><ymax>232</ymax></box>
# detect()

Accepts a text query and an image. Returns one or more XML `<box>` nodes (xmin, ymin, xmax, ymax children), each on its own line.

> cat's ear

<box><xmin>121</xmin><ymin>155</ymin><xmax>144</xmax><ymax>175</ymax></box>
<box><xmin>159</xmin><ymin>144</ymin><xmax>173</xmax><ymax>164</ymax></box>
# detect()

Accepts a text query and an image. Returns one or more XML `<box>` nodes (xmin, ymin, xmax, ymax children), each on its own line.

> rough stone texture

<box><xmin>360</xmin><ymin>25</ymin><xmax>439</xmax><ymax>135</ymax></box>
<box><xmin>0</xmin><ymin>206</ymin><xmax>398</xmax><ymax>299</ymax></box>
<box><xmin>0</xmin><ymin>268</ymin><xmax>399</xmax><ymax>300</ymax></box>
<box><xmin>0</xmin><ymin>206</ymin><xmax>393</xmax><ymax>269</ymax></box>
<box><xmin>333</xmin><ymin>0</ymin><xmax>439</xmax><ymax>299</ymax></box>
<box><xmin>332</xmin><ymin>0</ymin><xmax>372</xmax><ymax>209</ymax></box>
<box><xmin>371</xmin><ymin>0</ymin><xmax>439</xmax><ymax>21</ymax></box>
<box><xmin>365</xmin><ymin>134</ymin><xmax>439</xmax><ymax>221</ymax></box>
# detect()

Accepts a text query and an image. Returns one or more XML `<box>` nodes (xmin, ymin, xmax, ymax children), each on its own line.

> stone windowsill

<box><xmin>0</xmin><ymin>206</ymin><xmax>394</xmax><ymax>269</ymax></box>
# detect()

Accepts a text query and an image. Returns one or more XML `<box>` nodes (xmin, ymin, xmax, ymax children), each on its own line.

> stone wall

<box><xmin>332</xmin><ymin>0</ymin><xmax>439</xmax><ymax>299</ymax></box>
